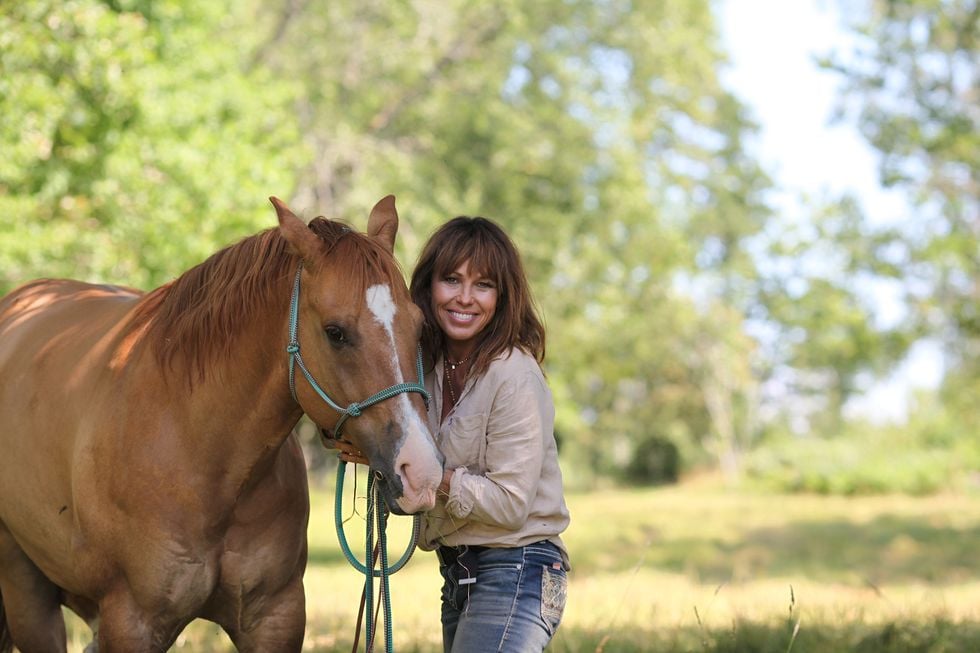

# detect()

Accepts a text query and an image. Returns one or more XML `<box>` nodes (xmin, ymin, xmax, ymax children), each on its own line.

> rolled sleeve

<box><xmin>445</xmin><ymin>466</ymin><xmax>473</xmax><ymax>516</ymax></box>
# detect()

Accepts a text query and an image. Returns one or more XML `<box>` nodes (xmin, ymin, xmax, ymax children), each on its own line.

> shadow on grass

<box><xmin>62</xmin><ymin>614</ymin><xmax>980</xmax><ymax>653</ymax></box>
<box><xmin>564</xmin><ymin>501</ymin><xmax>980</xmax><ymax>585</ymax></box>
<box><xmin>645</xmin><ymin>515</ymin><xmax>980</xmax><ymax>585</ymax></box>
<box><xmin>547</xmin><ymin>616</ymin><xmax>980</xmax><ymax>653</ymax></box>
<box><xmin>292</xmin><ymin>616</ymin><xmax>980</xmax><ymax>652</ymax></box>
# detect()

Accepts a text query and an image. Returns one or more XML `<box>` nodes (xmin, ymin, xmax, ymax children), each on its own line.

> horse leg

<box><xmin>96</xmin><ymin>589</ymin><xmax>183</xmax><ymax>653</ymax></box>
<box><xmin>219</xmin><ymin>576</ymin><xmax>306</xmax><ymax>652</ymax></box>
<box><xmin>0</xmin><ymin>527</ymin><xmax>67</xmax><ymax>653</ymax></box>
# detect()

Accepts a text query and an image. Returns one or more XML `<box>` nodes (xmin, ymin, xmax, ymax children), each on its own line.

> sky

<box><xmin>716</xmin><ymin>0</ymin><xmax>944</xmax><ymax>422</ymax></box>
<box><xmin>717</xmin><ymin>1</ymin><xmax>906</xmax><ymax>214</ymax></box>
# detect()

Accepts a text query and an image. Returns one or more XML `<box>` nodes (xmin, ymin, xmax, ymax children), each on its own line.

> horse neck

<box><xmin>153</xmin><ymin>274</ymin><xmax>302</xmax><ymax>492</ymax></box>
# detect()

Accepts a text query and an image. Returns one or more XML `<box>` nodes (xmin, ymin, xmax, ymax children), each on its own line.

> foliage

<box><xmin>711</xmin><ymin>0</ymin><xmax>980</xmax><ymax>461</ymax></box>
<box><xmin>750</xmin><ymin>196</ymin><xmax>918</xmax><ymax>434</ymax></box>
<box><xmin>0</xmin><ymin>0</ymin><xmax>304</xmax><ymax>292</ymax></box>
<box><xmin>744</xmin><ymin>435</ymin><xmax>964</xmax><ymax>496</ymax></box>
<box><xmin>624</xmin><ymin>435</ymin><xmax>680</xmax><ymax>485</ymax></box>
<box><xmin>743</xmin><ymin>395</ymin><xmax>980</xmax><ymax>495</ymax></box>
<box><xmin>822</xmin><ymin>0</ymin><xmax>980</xmax><ymax>433</ymax></box>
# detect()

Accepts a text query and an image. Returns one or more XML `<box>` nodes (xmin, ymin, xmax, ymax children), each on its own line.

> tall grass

<box><xmin>62</xmin><ymin>474</ymin><xmax>980</xmax><ymax>651</ymax></box>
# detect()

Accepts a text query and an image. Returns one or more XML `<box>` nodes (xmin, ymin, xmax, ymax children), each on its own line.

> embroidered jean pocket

<box><xmin>540</xmin><ymin>564</ymin><xmax>567</xmax><ymax>631</ymax></box>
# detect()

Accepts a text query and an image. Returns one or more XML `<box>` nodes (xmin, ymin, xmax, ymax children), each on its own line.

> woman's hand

<box><xmin>438</xmin><ymin>468</ymin><xmax>454</xmax><ymax>496</ymax></box>
<box><xmin>320</xmin><ymin>429</ymin><xmax>370</xmax><ymax>466</ymax></box>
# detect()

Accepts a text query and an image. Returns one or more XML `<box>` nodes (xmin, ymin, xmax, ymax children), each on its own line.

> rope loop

<box><xmin>335</xmin><ymin>462</ymin><xmax>418</xmax><ymax>653</ymax></box>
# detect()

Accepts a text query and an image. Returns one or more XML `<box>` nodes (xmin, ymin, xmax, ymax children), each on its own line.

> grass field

<box><xmin>63</xmin><ymin>473</ymin><xmax>980</xmax><ymax>652</ymax></box>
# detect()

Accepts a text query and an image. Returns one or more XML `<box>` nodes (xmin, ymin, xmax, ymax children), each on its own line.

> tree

<box><xmin>824</xmin><ymin>0</ymin><xmax>979</xmax><ymax>431</ymax></box>
<box><xmin>0</xmin><ymin>0</ymin><xmax>303</xmax><ymax>293</ymax></box>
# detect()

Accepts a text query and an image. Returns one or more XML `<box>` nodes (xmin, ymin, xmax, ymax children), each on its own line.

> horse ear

<box><xmin>367</xmin><ymin>195</ymin><xmax>398</xmax><ymax>254</ymax></box>
<box><xmin>270</xmin><ymin>196</ymin><xmax>323</xmax><ymax>260</ymax></box>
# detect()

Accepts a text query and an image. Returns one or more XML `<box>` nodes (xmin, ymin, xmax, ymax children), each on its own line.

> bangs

<box><xmin>431</xmin><ymin>227</ymin><xmax>508</xmax><ymax>288</ymax></box>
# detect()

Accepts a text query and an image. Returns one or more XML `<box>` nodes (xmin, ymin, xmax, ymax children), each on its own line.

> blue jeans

<box><xmin>437</xmin><ymin>541</ymin><xmax>568</xmax><ymax>652</ymax></box>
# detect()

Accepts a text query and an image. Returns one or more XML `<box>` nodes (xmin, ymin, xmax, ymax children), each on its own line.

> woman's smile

<box><xmin>431</xmin><ymin>260</ymin><xmax>498</xmax><ymax>356</ymax></box>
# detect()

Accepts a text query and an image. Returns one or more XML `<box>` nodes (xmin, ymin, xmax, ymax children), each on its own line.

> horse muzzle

<box><xmin>382</xmin><ymin>424</ymin><xmax>443</xmax><ymax>515</ymax></box>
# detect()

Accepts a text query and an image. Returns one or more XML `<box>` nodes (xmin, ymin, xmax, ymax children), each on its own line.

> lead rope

<box><xmin>335</xmin><ymin>461</ymin><xmax>421</xmax><ymax>653</ymax></box>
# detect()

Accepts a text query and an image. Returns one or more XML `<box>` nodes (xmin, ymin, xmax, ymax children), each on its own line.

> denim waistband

<box><xmin>437</xmin><ymin>540</ymin><xmax>559</xmax><ymax>563</ymax></box>
<box><xmin>436</xmin><ymin>543</ymin><xmax>485</xmax><ymax>565</ymax></box>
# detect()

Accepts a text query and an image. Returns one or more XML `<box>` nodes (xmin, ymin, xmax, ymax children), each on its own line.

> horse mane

<box><xmin>129</xmin><ymin>217</ymin><xmax>405</xmax><ymax>382</ymax></box>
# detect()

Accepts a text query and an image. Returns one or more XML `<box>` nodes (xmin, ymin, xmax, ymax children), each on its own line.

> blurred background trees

<box><xmin>826</xmin><ymin>0</ymin><xmax>979</xmax><ymax>463</ymax></box>
<box><xmin>1</xmin><ymin>0</ymin><xmax>976</xmax><ymax>492</ymax></box>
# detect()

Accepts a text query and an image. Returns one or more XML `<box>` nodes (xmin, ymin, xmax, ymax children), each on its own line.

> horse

<box><xmin>0</xmin><ymin>195</ymin><xmax>444</xmax><ymax>652</ymax></box>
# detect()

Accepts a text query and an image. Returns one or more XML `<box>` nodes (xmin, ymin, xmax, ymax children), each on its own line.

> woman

<box><xmin>408</xmin><ymin>216</ymin><xmax>571</xmax><ymax>653</ymax></box>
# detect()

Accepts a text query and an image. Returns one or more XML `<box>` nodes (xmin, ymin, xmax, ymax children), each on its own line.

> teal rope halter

<box><xmin>286</xmin><ymin>263</ymin><xmax>430</xmax><ymax>437</ymax></box>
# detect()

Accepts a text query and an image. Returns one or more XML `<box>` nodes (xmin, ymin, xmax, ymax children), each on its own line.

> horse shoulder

<box><xmin>221</xmin><ymin>434</ymin><xmax>309</xmax><ymax>578</ymax></box>
<box><xmin>199</xmin><ymin>434</ymin><xmax>308</xmax><ymax>630</ymax></box>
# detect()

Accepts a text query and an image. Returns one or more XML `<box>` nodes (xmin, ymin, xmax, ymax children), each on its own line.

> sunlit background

<box><xmin>1</xmin><ymin>0</ymin><xmax>977</xmax><ymax>650</ymax></box>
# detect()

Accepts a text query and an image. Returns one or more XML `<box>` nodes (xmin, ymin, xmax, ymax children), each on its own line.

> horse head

<box><xmin>271</xmin><ymin>195</ymin><xmax>443</xmax><ymax>515</ymax></box>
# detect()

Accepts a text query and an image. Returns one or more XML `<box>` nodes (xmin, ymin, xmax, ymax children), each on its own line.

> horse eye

<box><xmin>324</xmin><ymin>325</ymin><xmax>347</xmax><ymax>345</ymax></box>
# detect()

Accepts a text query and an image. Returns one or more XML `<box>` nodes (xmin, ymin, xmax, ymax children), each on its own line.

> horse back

<box><xmin>0</xmin><ymin>277</ymin><xmax>144</xmax><ymax>375</ymax></box>
<box><xmin>0</xmin><ymin>278</ymin><xmax>145</xmax><ymax>427</ymax></box>
<box><xmin>0</xmin><ymin>278</ymin><xmax>143</xmax><ymax>359</ymax></box>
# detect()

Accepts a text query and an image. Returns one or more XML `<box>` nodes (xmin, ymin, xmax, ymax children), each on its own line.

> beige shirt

<box><xmin>419</xmin><ymin>348</ymin><xmax>571</xmax><ymax>568</ymax></box>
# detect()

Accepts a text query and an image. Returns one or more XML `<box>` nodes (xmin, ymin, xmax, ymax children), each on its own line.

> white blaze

<box><xmin>366</xmin><ymin>284</ymin><xmax>396</xmax><ymax>332</ymax></box>
<box><xmin>366</xmin><ymin>283</ymin><xmax>401</xmax><ymax>375</ymax></box>
<box><xmin>366</xmin><ymin>284</ymin><xmax>442</xmax><ymax>512</ymax></box>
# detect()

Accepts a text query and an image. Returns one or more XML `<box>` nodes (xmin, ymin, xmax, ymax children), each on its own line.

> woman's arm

<box><xmin>444</xmin><ymin>369</ymin><xmax>551</xmax><ymax>529</ymax></box>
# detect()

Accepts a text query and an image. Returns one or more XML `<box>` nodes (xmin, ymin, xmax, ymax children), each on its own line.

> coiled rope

<box><xmin>335</xmin><ymin>461</ymin><xmax>420</xmax><ymax>652</ymax></box>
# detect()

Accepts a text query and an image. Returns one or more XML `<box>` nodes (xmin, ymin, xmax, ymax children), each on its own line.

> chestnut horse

<box><xmin>0</xmin><ymin>196</ymin><xmax>443</xmax><ymax>651</ymax></box>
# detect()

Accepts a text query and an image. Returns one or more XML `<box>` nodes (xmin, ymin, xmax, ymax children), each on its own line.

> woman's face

<box><xmin>430</xmin><ymin>259</ymin><xmax>498</xmax><ymax>356</ymax></box>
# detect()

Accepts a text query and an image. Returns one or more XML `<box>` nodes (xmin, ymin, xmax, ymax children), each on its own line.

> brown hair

<box><xmin>410</xmin><ymin>216</ymin><xmax>545</xmax><ymax>378</ymax></box>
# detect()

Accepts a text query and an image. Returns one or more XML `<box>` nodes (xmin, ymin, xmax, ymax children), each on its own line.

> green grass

<box><xmin>62</xmin><ymin>473</ymin><xmax>980</xmax><ymax>651</ymax></box>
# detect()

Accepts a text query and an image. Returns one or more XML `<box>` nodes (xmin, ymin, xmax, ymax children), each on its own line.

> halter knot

<box><xmin>286</xmin><ymin>342</ymin><xmax>300</xmax><ymax>354</ymax></box>
<box><xmin>346</xmin><ymin>403</ymin><xmax>363</xmax><ymax>417</ymax></box>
